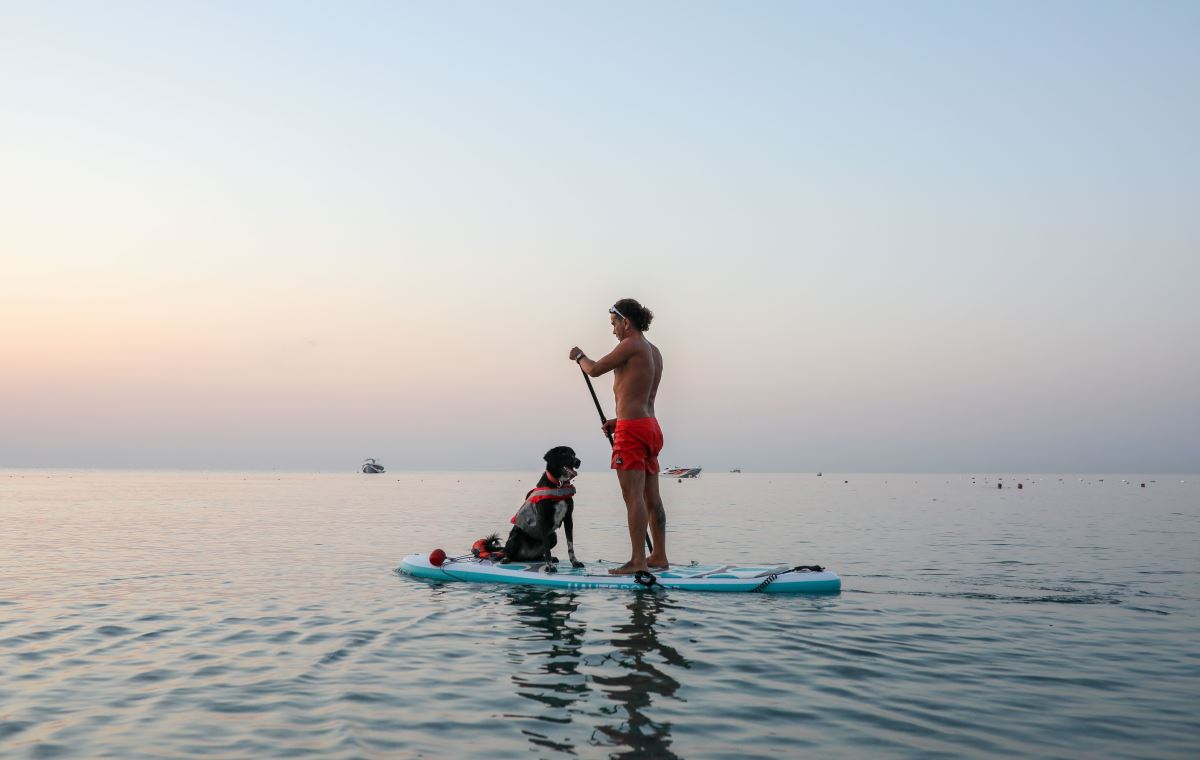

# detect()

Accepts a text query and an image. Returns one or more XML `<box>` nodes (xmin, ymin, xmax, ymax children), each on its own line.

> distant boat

<box><xmin>362</xmin><ymin>458</ymin><xmax>386</xmax><ymax>474</ymax></box>
<box><xmin>730</xmin><ymin>468</ymin><xmax>741</xmax><ymax>473</ymax></box>
<box><xmin>663</xmin><ymin>467</ymin><xmax>701</xmax><ymax>478</ymax></box>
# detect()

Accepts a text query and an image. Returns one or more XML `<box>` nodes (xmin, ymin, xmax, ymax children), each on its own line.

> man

<box><xmin>569</xmin><ymin>299</ymin><xmax>668</xmax><ymax>575</ymax></box>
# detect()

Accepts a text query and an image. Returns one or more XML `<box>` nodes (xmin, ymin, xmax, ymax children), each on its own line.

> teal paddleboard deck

<box><xmin>399</xmin><ymin>554</ymin><xmax>840</xmax><ymax>593</ymax></box>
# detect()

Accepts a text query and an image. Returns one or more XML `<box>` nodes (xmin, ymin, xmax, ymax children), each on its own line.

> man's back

<box><xmin>613</xmin><ymin>337</ymin><xmax>662</xmax><ymax>419</ymax></box>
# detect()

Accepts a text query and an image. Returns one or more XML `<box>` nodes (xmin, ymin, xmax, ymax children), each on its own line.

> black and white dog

<box><xmin>503</xmin><ymin>446</ymin><xmax>585</xmax><ymax>572</ymax></box>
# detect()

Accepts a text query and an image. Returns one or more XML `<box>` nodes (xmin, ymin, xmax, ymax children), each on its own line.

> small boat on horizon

<box><xmin>663</xmin><ymin>466</ymin><xmax>701</xmax><ymax>478</ymax></box>
<box><xmin>730</xmin><ymin>468</ymin><xmax>742</xmax><ymax>473</ymax></box>
<box><xmin>362</xmin><ymin>458</ymin><xmax>386</xmax><ymax>474</ymax></box>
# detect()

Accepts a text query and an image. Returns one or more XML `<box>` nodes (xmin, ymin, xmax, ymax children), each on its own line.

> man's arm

<box><xmin>576</xmin><ymin>340</ymin><xmax>633</xmax><ymax>377</ymax></box>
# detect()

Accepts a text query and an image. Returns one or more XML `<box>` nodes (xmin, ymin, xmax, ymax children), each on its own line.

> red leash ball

<box><xmin>429</xmin><ymin>549</ymin><xmax>447</xmax><ymax>567</ymax></box>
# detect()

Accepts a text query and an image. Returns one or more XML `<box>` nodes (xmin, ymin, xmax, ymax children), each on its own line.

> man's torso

<box><xmin>613</xmin><ymin>338</ymin><xmax>662</xmax><ymax>419</ymax></box>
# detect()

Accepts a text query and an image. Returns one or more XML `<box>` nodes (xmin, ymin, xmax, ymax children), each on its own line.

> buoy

<box><xmin>1017</xmin><ymin>483</ymin><xmax>1023</xmax><ymax>489</ymax></box>
<box><xmin>429</xmin><ymin>549</ymin><xmax>447</xmax><ymax>567</ymax></box>
<box><xmin>997</xmin><ymin>483</ymin><xmax>1002</xmax><ymax>489</ymax></box>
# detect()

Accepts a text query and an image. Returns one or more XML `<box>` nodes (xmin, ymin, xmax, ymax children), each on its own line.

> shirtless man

<box><xmin>569</xmin><ymin>299</ymin><xmax>668</xmax><ymax>575</ymax></box>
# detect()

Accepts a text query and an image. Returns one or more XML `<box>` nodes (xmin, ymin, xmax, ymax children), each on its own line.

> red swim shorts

<box><xmin>611</xmin><ymin>417</ymin><xmax>664</xmax><ymax>473</ymax></box>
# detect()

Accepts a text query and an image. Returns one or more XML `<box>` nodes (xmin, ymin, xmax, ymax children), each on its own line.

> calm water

<box><xmin>1</xmin><ymin>470</ymin><xmax>1197</xmax><ymax>759</ymax></box>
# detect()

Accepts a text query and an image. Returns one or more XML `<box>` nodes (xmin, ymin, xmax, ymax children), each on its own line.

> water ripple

<box><xmin>2</xmin><ymin>471</ymin><xmax>1198</xmax><ymax>758</ymax></box>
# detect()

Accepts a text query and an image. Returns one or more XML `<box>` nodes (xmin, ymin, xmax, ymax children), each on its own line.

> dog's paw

<box><xmin>543</xmin><ymin>564</ymin><xmax>558</xmax><ymax>574</ymax></box>
<box><xmin>571</xmin><ymin>560</ymin><xmax>585</xmax><ymax>569</ymax></box>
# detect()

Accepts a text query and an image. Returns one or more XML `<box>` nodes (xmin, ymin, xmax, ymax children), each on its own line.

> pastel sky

<box><xmin>2</xmin><ymin>1</ymin><xmax>1197</xmax><ymax>472</ymax></box>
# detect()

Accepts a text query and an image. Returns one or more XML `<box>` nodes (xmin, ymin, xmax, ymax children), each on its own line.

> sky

<box><xmin>2</xmin><ymin>1</ymin><xmax>1197</xmax><ymax>472</ymax></box>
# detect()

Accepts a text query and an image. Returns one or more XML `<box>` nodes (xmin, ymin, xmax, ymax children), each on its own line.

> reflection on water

<box><xmin>590</xmin><ymin>592</ymin><xmax>689</xmax><ymax>759</ymax></box>
<box><xmin>504</xmin><ymin>588</ymin><xmax>691</xmax><ymax>758</ymax></box>
<box><xmin>505</xmin><ymin>589</ymin><xmax>590</xmax><ymax>754</ymax></box>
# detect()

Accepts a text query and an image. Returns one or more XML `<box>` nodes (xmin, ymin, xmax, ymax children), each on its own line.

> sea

<box><xmin>1</xmin><ymin>470</ymin><xmax>1197</xmax><ymax>759</ymax></box>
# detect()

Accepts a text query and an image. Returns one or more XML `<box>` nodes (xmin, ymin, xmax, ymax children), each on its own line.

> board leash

<box><xmin>751</xmin><ymin>565</ymin><xmax>826</xmax><ymax>593</ymax></box>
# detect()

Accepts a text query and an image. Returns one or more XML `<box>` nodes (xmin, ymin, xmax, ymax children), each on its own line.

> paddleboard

<box><xmin>398</xmin><ymin>553</ymin><xmax>840</xmax><ymax>594</ymax></box>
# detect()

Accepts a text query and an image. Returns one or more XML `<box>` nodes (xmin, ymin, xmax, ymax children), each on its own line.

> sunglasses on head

<box><xmin>609</xmin><ymin>305</ymin><xmax>627</xmax><ymax>320</ymax></box>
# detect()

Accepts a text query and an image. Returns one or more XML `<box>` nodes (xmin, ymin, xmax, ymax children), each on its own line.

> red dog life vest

<box><xmin>511</xmin><ymin>480</ymin><xmax>576</xmax><ymax>535</ymax></box>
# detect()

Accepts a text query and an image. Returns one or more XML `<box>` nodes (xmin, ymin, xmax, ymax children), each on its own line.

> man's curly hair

<box><xmin>613</xmin><ymin>298</ymin><xmax>654</xmax><ymax>332</ymax></box>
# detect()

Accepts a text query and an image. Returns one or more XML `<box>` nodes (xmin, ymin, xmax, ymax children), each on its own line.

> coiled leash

<box><xmin>633</xmin><ymin>570</ymin><xmax>658</xmax><ymax>588</ymax></box>
<box><xmin>751</xmin><ymin>564</ymin><xmax>825</xmax><ymax>593</ymax></box>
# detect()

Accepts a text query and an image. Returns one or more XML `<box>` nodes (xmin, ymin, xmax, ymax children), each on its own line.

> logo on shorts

<box><xmin>615</xmin><ymin>456</ymin><xmax>623</xmax><ymax>465</ymax></box>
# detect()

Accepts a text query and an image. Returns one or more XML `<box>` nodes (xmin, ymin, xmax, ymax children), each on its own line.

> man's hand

<box><xmin>602</xmin><ymin>419</ymin><xmax>617</xmax><ymax>436</ymax></box>
<box><xmin>568</xmin><ymin>347</ymin><xmax>586</xmax><ymax>362</ymax></box>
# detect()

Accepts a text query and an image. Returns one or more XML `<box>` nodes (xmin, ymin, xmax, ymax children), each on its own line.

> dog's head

<box><xmin>544</xmin><ymin>446</ymin><xmax>580</xmax><ymax>484</ymax></box>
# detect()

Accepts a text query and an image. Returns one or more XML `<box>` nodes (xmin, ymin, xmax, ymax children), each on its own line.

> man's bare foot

<box><xmin>608</xmin><ymin>561</ymin><xmax>648</xmax><ymax>576</ymax></box>
<box><xmin>647</xmin><ymin>555</ymin><xmax>669</xmax><ymax>570</ymax></box>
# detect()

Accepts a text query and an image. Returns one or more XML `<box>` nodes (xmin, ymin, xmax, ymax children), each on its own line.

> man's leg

<box><xmin>609</xmin><ymin>468</ymin><xmax>648</xmax><ymax>575</ymax></box>
<box><xmin>643</xmin><ymin>473</ymin><xmax>668</xmax><ymax>569</ymax></box>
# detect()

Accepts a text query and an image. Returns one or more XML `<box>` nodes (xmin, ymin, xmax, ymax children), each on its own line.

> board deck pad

<box><xmin>399</xmin><ymin>553</ymin><xmax>841</xmax><ymax>593</ymax></box>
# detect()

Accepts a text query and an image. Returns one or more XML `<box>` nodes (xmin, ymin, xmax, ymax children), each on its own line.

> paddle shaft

<box><xmin>578</xmin><ymin>365</ymin><xmax>654</xmax><ymax>554</ymax></box>
<box><xmin>581</xmin><ymin>367</ymin><xmax>616</xmax><ymax>448</ymax></box>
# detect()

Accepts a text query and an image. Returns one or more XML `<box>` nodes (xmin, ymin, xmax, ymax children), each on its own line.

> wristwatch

<box><xmin>575</xmin><ymin>353</ymin><xmax>585</xmax><ymax>363</ymax></box>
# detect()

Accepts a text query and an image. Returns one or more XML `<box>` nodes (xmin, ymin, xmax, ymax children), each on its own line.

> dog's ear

<box><xmin>544</xmin><ymin>446</ymin><xmax>572</xmax><ymax>463</ymax></box>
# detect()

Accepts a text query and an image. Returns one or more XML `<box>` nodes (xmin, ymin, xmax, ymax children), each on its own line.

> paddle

<box><xmin>580</xmin><ymin>366</ymin><xmax>616</xmax><ymax>447</ymax></box>
<box><xmin>578</xmin><ymin>366</ymin><xmax>654</xmax><ymax>554</ymax></box>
